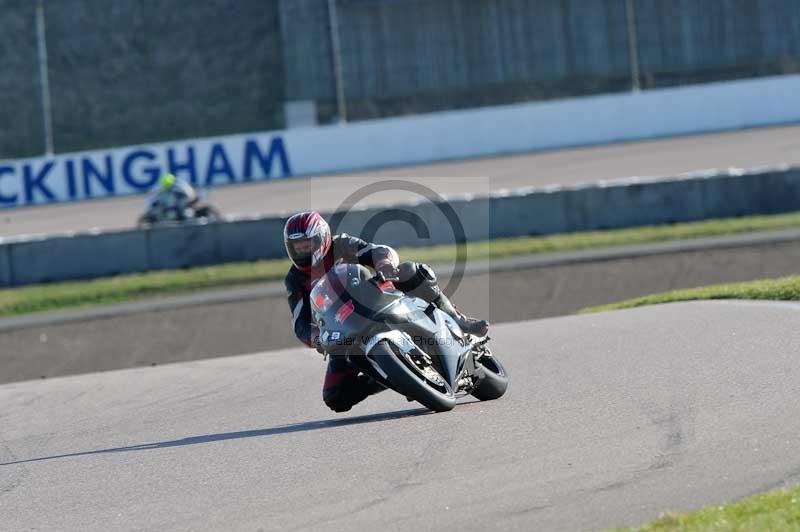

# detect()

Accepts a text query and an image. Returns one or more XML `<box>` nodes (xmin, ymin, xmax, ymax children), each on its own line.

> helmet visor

<box><xmin>287</xmin><ymin>235</ymin><xmax>321</xmax><ymax>267</ymax></box>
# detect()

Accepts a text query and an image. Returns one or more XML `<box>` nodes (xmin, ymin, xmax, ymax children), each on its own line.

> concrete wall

<box><xmin>0</xmin><ymin>242</ymin><xmax>11</xmax><ymax>286</ymax></box>
<box><xmin>5</xmin><ymin>73</ymin><xmax>800</xmax><ymax>208</ymax></box>
<box><xmin>8</xmin><ymin>230</ymin><xmax>149</xmax><ymax>285</ymax></box>
<box><xmin>3</xmin><ymin>165</ymin><xmax>800</xmax><ymax>287</ymax></box>
<box><xmin>45</xmin><ymin>0</ymin><xmax>286</xmax><ymax>154</ymax></box>
<box><xmin>0</xmin><ymin>0</ymin><xmax>285</xmax><ymax>158</ymax></box>
<box><xmin>0</xmin><ymin>0</ymin><xmax>45</xmax><ymax>158</ymax></box>
<box><xmin>277</xmin><ymin>73</ymin><xmax>800</xmax><ymax>177</ymax></box>
<box><xmin>635</xmin><ymin>0</ymin><xmax>800</xmax><ymax>87</ymax></box>
<box><xmin>0</xmin><ymin>215</ymin><xmax>293</xmax><ymax>286</ymax></box>
<box><xmin>4</xmin><ymin>0</ymin><xmax>800</xmax><ymax>158</ymax></box>
<box><xmin>284</xmin><ymin>0</ymin><xmax>800</xmax><ymax>121</ymax></box>
<box><xmin>282</xmin><ymin>0</ymin><xmax>632</xmax><ymax>121</ymax></box>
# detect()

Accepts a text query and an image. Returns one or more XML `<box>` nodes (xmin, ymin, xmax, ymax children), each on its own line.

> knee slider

<box><xmin>322</xmin><ymin>389</ymin><xmax>353</xmax><ymax>412</ymax></box>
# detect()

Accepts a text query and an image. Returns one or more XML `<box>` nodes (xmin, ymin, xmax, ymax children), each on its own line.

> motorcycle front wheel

<box><xmin>371</xmin><ymin>340</ymin><xmax>456</xmax><ymax>413</ymax></box>
<box><xmin>136</xmin><ymin>214</ymin><xmax>155</xmax><ymax>228</ymax></box>
<box><xmin>194</xmin><ymin>205</ymin><xmax>221</xmax><ymax>221</ymax></box>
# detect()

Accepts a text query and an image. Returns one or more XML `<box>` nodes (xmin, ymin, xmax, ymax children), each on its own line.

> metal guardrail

<box><xmin>2</xmin><ymin>165</ymin><xmax>798</xmax><ymax>287</ymax></box>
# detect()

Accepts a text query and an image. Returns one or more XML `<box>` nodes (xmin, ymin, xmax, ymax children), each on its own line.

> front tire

<box><xmin>371</xmin><ymin>340</ymin><xmax>456</xmax><ymax>413</ymax></box>
<box><xmin>194</xmin><ymin>205</ymin><xmax>221</xmax><ymax>221</ymax></box>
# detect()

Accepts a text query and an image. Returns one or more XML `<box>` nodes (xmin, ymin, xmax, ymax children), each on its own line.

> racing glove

<box><xmin>375</xmin><ymin>262</ymin><xmax>400</xmax><ymax>282</ymax></box>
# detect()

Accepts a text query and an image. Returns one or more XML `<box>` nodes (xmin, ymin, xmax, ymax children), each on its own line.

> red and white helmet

<box><xmin>283</xmin><ymin>211</ymin><xmax>332</xmax><ymax>272</ymax></box>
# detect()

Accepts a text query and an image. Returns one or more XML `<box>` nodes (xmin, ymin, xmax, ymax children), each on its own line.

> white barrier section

<box><xmin>0</xmin><ymin>135</ymin><xmax>292</xmax><ymax>208</ymax></box>
<box><xmin>2</xmin><ymin>74</ymin><xmax>799</xmax><ymax>208</ymax></box>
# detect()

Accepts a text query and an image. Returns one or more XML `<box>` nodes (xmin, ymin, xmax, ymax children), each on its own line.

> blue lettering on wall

<box><xmin>205</xmin><ymin>143</ymin><xmax>236</xmax><ymax>186</ymax></box>
<box><xmin>243</xmin><ymin>137</ymin><xmax>292</xmax><ymax>181</ymax></box>
<box><xmin>168</xmin><ymin>146</ymin><xmax>198</xmax><ymax>185</ymax></box>
<box><xmin>23</xmin><ymin>161</ymin><xmax>56</xmax><ymax>203</ymax></box>
<box><xmin>3</xmin><ymin>134</ymin><xmax>296</xmax><ymax>207</ymax></box>
<box><xmin>82</xmin><ymin>155</ymin><xmax>115</xmax><ymax>197</ymax></box>
<box><xmin>122</xmin><ymin>150</ymin><xmax>160</xmax><ymax>191</ymax></box>
<box><xmin>0</xmin><ymin>166</ymin><xmax>18</xmax><ymax>205</ymax></box>
<box><xmin>65</xmin><ymin>160</ymin><xmax>79</xmax><ymax>200</ymax></box>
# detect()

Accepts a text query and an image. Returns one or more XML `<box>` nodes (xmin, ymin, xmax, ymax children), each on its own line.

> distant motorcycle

<box><xmin>136</xmin><ymin>191</ymin><xmax>221</xmax><ymax>227</ymax></box>
<box><xmin>311</xmin><ymin>263</ymin><xmax>509</xmax><ymax>412</ymax></box>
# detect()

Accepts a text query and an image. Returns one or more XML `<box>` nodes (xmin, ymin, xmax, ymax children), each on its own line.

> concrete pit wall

<box><xmin>2</xmin><ymin>165</ymin><xmax>800</xmax><ymax>287</ymax></box>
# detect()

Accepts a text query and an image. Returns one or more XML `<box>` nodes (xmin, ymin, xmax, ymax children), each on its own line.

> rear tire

<box><xmin>471</xmin><ymin>353</ymin><xmax>509</xmax><ymax>401</ymax></box>
<box><xmin>371</xmin><ymin>340</ymin><xmax>456</xmax><ymax>413</ymax></box>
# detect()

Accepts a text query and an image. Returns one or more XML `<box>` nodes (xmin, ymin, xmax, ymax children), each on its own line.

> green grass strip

<box><xmin>416</xmin><ymin>210</ymin><xmax>800</xmax><ymax>262</ymax></box>
<box><xmin>4</xmin><ymin>210</ymin><xmax>800</xmax><ymax>318</ymax></box>
<box><xmin>582</xmin><ymin>275</ymin><xmax>800</xmax><ymax>314</ymax></box>
<box><xmin>614</xmin><ymin>485</ymin><xmax>800</xmax><ymax>531</ymax></box>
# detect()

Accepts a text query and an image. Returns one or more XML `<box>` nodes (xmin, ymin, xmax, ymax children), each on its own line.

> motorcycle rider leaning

<box><xmin>146</xmin><ymin>173</ymin><xmax>198</xmax><ymax>218</ymax></box>
<box><xmin>283</xmin><ymin>210</ymin><xmax>489</xmax><ymax>413</ymax></box>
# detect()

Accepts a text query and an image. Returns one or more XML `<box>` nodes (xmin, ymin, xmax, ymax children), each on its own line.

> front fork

<box><xmin>454</xmin><ymin>336</ymin><xmax>493</xmax><ymax>393</ymax></box>
<box><xmin>360</xmin><ymin>329</ymin><xmax>492</xmax><ymax>395</ymax></box>
<box><xmin>359</xmin><ymin>329</ymin><xmax>421</xmax><ymax>385</ymax></box>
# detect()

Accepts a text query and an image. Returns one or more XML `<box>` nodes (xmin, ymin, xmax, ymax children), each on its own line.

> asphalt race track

<box><xmin>2</xmin><ymin>124</ymin><xmax>800</xmax><ymax>238</ymax></box>
<box><xmin>3</xmin><ymin>301</ymin><xmax>799</xmax><ymax>531</ymax></box>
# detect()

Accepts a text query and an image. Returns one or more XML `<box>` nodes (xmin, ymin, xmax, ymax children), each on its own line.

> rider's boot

<box><xmin>323</xmin><ymin>358</ymin><xmax>387</xmax><ymax>413</ymax></box>
<box><xmin>396</xmin><ymin>261</ymin><xmax>489</xmax><ymax>337</ymax></box>
<box><xmin>433</xmin><ymin>292</ymin><xmax>489</xmax><ymax>337</ymax></box>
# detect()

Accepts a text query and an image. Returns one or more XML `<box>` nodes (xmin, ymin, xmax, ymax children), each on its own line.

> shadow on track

<box><xmin>0</xmin><ymin>407</ymin><xmax>430</xmax><ymax>467</ymax></box>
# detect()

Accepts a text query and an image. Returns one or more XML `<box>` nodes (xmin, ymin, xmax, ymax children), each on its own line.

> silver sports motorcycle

<box><xmin>311</xmin><ymin>263</ymin><xmax>508</xmax><ymax>412</ymax></box>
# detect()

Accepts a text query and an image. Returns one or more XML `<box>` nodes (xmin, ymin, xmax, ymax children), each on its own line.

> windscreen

<box><xmin>309</xmin><ymin>264</ymin><xmax>350</xmax><ymax>314</ymax></box>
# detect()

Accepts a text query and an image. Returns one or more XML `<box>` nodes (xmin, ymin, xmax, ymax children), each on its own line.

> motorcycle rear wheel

<box><xmin>371</xmin><ymin>340</ymin><xmax>456</xmax><ymax>413</ymax></box>
<box><xmin>136</xmin><ymin>214</ymin><xmax>155</xmax><ymax>228</ymax></box>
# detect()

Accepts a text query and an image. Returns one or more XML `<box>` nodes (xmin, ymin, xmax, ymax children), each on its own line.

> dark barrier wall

<box><xmin>635</xmin><ymin>0</ymin><xmax>800</xmax><ymax>86</ymax></box>
<box><xmin>0</xmin><ymin>0</ymin><xmax>45</xmax><ymax>158</ymax></box>
<box><xmin>3</xmin><ymin>0</ymin><xmax>800</xmax><ymax>158</ymax></box>
<box><xmin>45</xmin><ymin>0</ymin><xmax>285</xmax><ymax>153</ymax></box>
<box><xmin>281</xmin><ymin>0</ymin><xmax>634</xmax><ymax>121</ymax></box>
<box><xmin>283</xmin><ymin>0</ymin><xmax>800</xmax><ymax>121</ymax></box>
<box><xmin>282</xmin><ymin>0</ymin><xmax>635</xmax><ymax>98</ymax></box>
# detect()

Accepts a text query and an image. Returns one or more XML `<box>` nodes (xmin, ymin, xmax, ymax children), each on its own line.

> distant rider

<box><xmin>145</xmin><ymin>173</ymin><xmax>198</xmax><ymax>221</ymax></box>
<box><xmin>283</xmin><ymin>210</ymin><xmax>489</xmax><ymax>413</ymax></box>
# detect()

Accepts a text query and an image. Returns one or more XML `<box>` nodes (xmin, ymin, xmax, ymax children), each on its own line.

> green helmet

<box><xmin>159</xmin><ymin>173</ymin><xmax>176</xmax><ymax>191</ymax></box>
